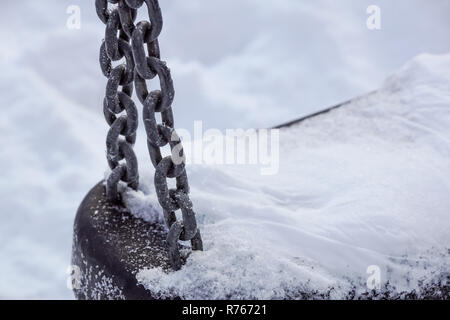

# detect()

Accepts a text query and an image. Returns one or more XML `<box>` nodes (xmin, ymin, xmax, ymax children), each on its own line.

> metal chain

<box><xmin>96</xmin><ymin>0</ymin><xmax>139</xmax><ymax>203</ymax></box>
<box><xmin>95</xmin><ymin>0</ymin><xmax>203</xmax><ymax>270</ymax></box>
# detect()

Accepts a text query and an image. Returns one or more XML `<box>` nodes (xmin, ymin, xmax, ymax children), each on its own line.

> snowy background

<box><xmin>0</xmin><ymin>0</ymin><xmax>449</xmax><ymax>299</ymax></box>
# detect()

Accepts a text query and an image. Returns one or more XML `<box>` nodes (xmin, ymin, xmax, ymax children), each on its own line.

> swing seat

<box><xmin>72</xmin><ymin>181</ymin><xmax>176</xmax><ymax>300</ymax></box>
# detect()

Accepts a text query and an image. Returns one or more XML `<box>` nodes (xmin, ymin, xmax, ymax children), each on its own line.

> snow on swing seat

<box><xmin>74</xmin><ymin>54</ymin><xmax>450</xmax><ymax>299</ymax></box>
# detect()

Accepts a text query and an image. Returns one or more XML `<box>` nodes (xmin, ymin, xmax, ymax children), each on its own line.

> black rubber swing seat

<box><xmin>71</xmin><ymin>181</ymin><xmax>175</xmax><ymax>300</ymax></box>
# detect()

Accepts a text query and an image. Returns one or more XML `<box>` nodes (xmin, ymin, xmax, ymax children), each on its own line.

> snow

<box><xmin>132</xmin><ymin>53</ymin><xmax>450</xmax><ymax>299</ymax></box>
<box><xmin>1</xmin><ymin>0</ymin><xmax>450</xmax><ymax>299</ymax></box>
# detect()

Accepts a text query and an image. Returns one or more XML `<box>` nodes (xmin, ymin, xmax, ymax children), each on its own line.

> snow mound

<box><xmin>126</xmin><ymin>54</ymin><xmax>450</xmax><ymax>299</ymax></box>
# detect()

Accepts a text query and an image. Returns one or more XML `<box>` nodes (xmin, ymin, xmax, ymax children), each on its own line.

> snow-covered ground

<box><xmin>132</xmin><ymin>54</ymin><xmax>450</xmax><ymax>299</ymax></box>
<box><xmin>0</xmin><ymin>1</ymin><xmax>449</xmax><ymax>299</ymax></box>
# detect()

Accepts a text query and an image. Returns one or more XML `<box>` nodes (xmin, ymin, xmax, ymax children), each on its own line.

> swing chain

<box><xmin>95</xmin><ymin>0</ymin><xmax>203</xmax><ymax>271</ymax></box>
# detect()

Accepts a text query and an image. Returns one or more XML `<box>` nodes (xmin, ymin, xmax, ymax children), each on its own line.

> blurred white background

<box><xmin>0</xmin><ymin>0</ymin><xmax>449</xmax><ymax>299</ymax></box>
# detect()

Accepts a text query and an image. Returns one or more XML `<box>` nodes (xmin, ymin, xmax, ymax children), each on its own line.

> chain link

<box><xmin>96</xmin><ymin>0</ymin><xmax>203</xmax><ymax>270</ymax></box>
